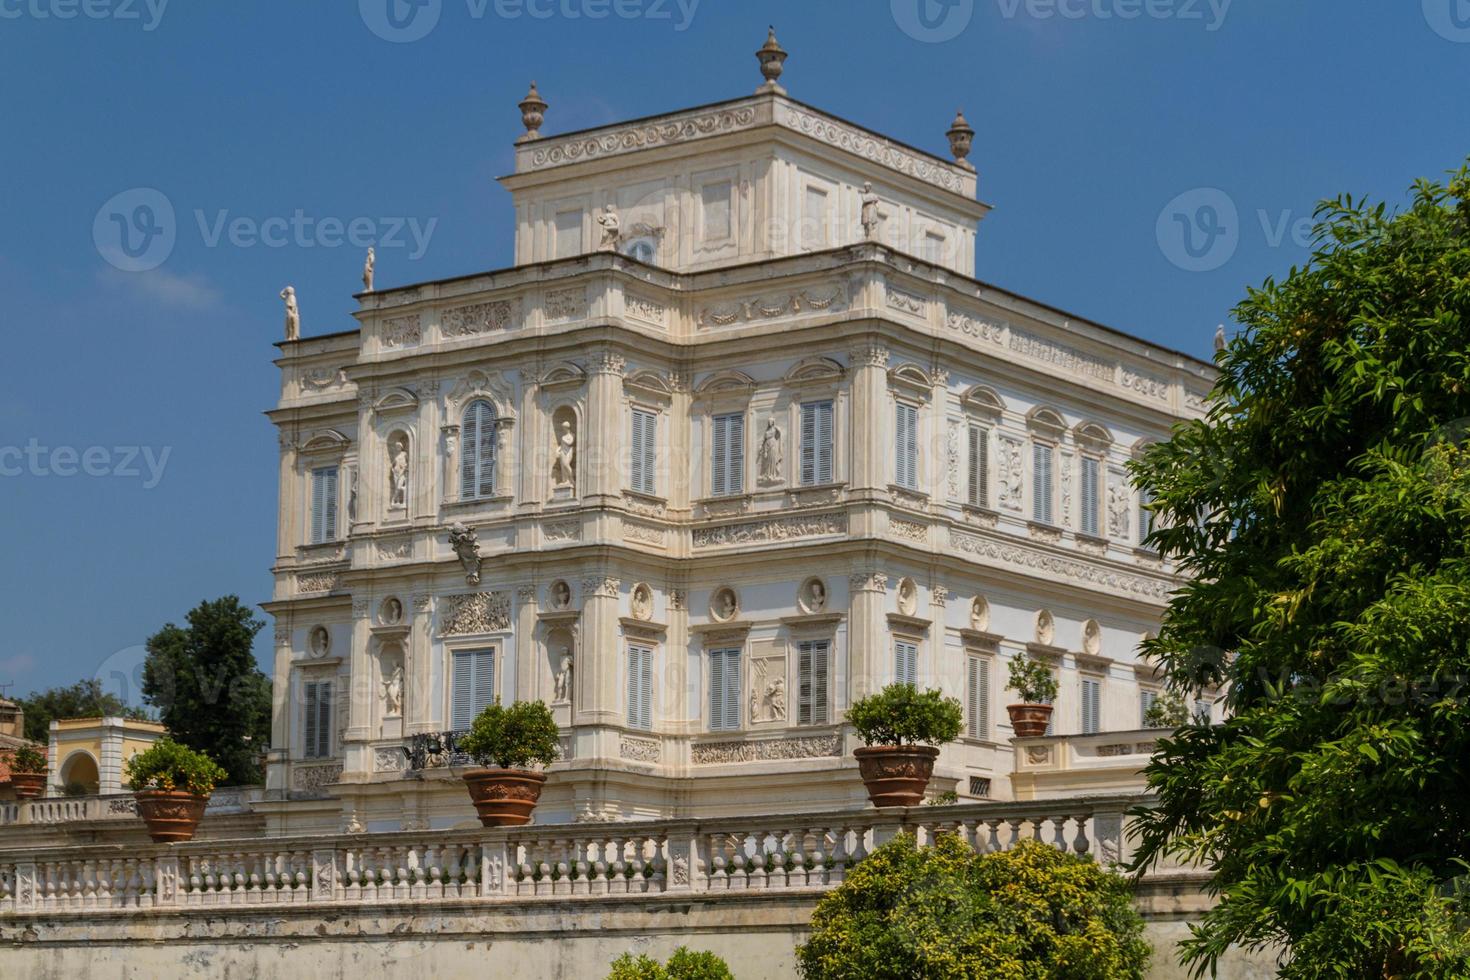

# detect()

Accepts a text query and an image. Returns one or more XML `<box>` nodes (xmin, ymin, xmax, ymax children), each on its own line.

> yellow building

<box><xmin>47</xmin><ymin>717</ymin><xmax>167</xmax><ymax>797</ymax></box>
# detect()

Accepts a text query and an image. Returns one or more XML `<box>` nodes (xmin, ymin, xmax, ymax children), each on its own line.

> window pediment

<box><xmin>784</xmin><ymin>357</ymin><xmax>845</xmax><ymax>387</ymax></box>
<box><xmin>695</xmin><ymin>370</ymin><xmax>757</xmax><ymax>397</ymax></box>
<box><xmin>961</xmin><ymin>385</ymin><xmax>1004</xmax><ymax>419</ymax></box>
<box><xmin>887</xmin><ymin>363</ymin><xmax>933</xmax><ymax>398</ymax></box>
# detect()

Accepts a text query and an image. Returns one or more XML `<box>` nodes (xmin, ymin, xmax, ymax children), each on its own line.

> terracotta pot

<box><xmin>10</xmin><ymin>772</ymin><xmax>47</xmax><ymax>800</ymax></box>
<box><xmin>1007</xmin><ymin>703</ymin><xmax>1054</xmax><ymax>739</ymax></box>
<box><xmin>854</xmin><ymin>745</ymin><xmax>940</xmax><ymax>808</ymax></box>
<box><xmin>463</xmin><ymin>768</ymin><xmax>547</xmax><ymax>827</ymax></box>
<box><xmin>136</xmin><ymin>789</ymin><xmax>210</xmax><ymax>843</ymax></box>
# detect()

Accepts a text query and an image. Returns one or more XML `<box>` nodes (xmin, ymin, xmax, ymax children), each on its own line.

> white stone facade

<box><xmin>263</xmin><ymin>81</ymin><xmax>1214</xmax><ymax>834</ymax></box>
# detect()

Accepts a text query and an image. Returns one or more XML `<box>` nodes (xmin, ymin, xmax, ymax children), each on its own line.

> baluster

<box><xmin>1030</xmin><ymin>818</ymin><xmax>1045</xmax><ymax>844</ymax></box>
<box><xmin>626</xmin><ymin>834</ymin><xmax>646</xmax><ymax>894</ymax></box>
<box><xmin>361</xmin><ymin>847</ymin><xmax>378</xmax><ymax>903</ymax></box>
<box><xmin>572</xmin><ymin>838</ymin><xmax>591</xmax><ymax>896</ymax></box>
<box><xmin>1051</xmin><ymin>815</ymin><xmax>1069</xmax><ymax>851</ymax></box>
<box><xmin>587</xmin><ymin>835</ymin><xmax>608</xmax><ymax>896</ymax></box>
<box><xmin>786</xmin><ymin>830</ymin><xmax>808</xmax><ymax>888</ymax></box>
<box><xmin>1005</xmin><ymin>818</ymin><xmax>1024</xmax><ymax>851</ymax></box>
<box><xmin>605</xmin><ymin>833</ymin><xmax>626</xmax><ymax>895</ymax></box>
<box><xmin>395</xmin><ymin>847</ymin><xmax>411</xmax><ymax>901</ymax></box>
<box><xmin>707</xmin><ymin>834</ymin><xmax>728</xmax><ymax>891</ymax></box>
<box><xmin>649</xmin><ymin>832</ymin><xmax>667</xmax><ymax>892</ymax></box>
<box><xmin>515</xmin><ymin>839</ymin><xmax>535</xmax><ymax>898</ymax></box>
<box><xmin>729</xmin><ymin>834</ymin><xmax>749</xmax><ymax>891</ymax></box>
<box><xmin>849</xmin><ymin>824</ymin><xmax>870</xmax><ymax>866</ymax></box>
<box><xmin>1072</xmin><ymin>814</ymin><xmax>1091</xmax><ymax>856</ymax></box>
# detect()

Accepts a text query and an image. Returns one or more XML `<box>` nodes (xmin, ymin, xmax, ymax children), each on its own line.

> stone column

<box><xmin>848</xmin><ymin>344</ymin><xmax>889</xmax><ymax>492</ymax></box>
<box><xmin>266</xmin><ymin>625</ymin><xmax>293</xmax><ymax>794</ymax></box>
<box><xmin>585</xmin><ymin>350</ymin><xmax>626</xmax><ymax>503</ymax></box>
<box><xmin>666</xmin><ymin>588</ymin><xmax>691</xmax><ymax>727</ymax></box>
<box><xmin>98</xmin><ymin>722</ymin><xmax>123</xmax><ymax>795</ymax></box>
<box><xmin>576</xmin><ymin>575</ymin><xmax>620</xmax><ymax>727</ymax></box>
<box><xmin>845</xmin><ymin>570</ymin><xmax>888</xmax><ymax>711</ymax></box>
<box><xmin>407</xmin><ymin>594</ymin><xmax>434</xmax><ymax>735</ymax></box>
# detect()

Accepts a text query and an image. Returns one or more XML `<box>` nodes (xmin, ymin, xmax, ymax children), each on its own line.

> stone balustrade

<box><xmin>0</xmin><ymin>795</ymin><xmax>1142</xmax><ymax>917</ymax></box>
<box><xmin>0</xmin><ymin>787</ymin><xmax>260</xmax><ymax>828</ymax></box>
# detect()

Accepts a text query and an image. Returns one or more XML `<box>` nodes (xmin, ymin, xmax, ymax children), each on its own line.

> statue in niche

<box><xmin>389</xmin><ymin>435</ymin><xmax>409</xmax><ymax>509</ymax></box>
<box><xmin>362</xmin><ymin>247</ymin><xmax>376</xmax><ymax>293</ymax></box>
<box><xmin>347</xmin><ymin>467</ymin><xmax>359</xmax><ymax>523</ymax></box>
<box><xmin>596</xmin><ymin>206</ymin><xmax>620</xmax><ymax>250</ymax></box>
<box><xmin>550</xmin><ymin>580</ymin><xmax>571</xmax><ymax>609</ymax></box>
<box><xmin>280</xmin><ymin>286</ymin><xmax>300</xmax><ymax>340</ymax></box>
<box><xmin>448</xmin><ymin>522</ymin><xmax>482</xmax><ymax>585</ymax></box>
<box><xmin>553</xmin><ymin>648</ymin><xmax>573</xmax><ymax>703</ymax></box>
<box><xmin>758</xmin><ymin>418</ymin><xmax>783</xmax><ymax>485</ymax></box>
<box><xmin>382</xmin><ymin>664</ymin><xmax>404</xmax><ymax>717</ymax></box>
<box><xmin>860</xmin><ymin>182</ymin><xmax>887</xmax><ymax>242</ymax></box>
<box><xmin>631</xmin><ymin>583</ymin><xmax>653</xmax><ymax>621</ymax></box>
<box><xmin>551</xmin><ymin>419</ymin><xmax>576</xmax><ymax>489</ymax></box>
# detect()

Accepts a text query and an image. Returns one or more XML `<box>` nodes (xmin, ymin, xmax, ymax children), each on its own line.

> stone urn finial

<box><xmin>518</xmin><ymin>81</ymin><xmax>548</xmax><ymax>143</ymax></box>
<box><xmin>947</xmin><ymin>109</ymin><xmax>975</xmax><ymax>171</ymax></box>
<box><xmin>756</xmin><ymin>26</ymin><xmax>788</xmax><ymax>94</ymax></box>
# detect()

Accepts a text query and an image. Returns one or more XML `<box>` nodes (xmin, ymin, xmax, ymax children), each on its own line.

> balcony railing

<box><xmin>0</xmin><ymin>788</ymin><xmax>260</xmax><ymax>828</ymax></box>
<box><xmin>0</xmin><ymin>795</ymin><xmax>1145</xmax><ymax>916</ymax></box>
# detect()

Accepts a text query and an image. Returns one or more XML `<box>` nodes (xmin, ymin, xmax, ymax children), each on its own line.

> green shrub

<box><xmin>1006</xmin><ymin>653</ymin><xmax>1059</xmax><ymax>704</ymax></box>
<box><xmin>797</xmin><ymin>834</ymin><xmax>1150</xmax><ymax>979</ymax></box>
<box><xmin>9</xmin><ymin>744</ymin><xmax>47</xmax><ymax>774</ymax></box>
<box><xmin>1141</xmin><ymin>690</ymin><xmax>1190</xmax><ymax>729</ymax></box>
<box><xmin>123</xmin><ymin>738</ymin><xmax>228</xmax><ymax>796</ymax></box>
<box><xmin>847</xmin><ymin>684</ymin><xmax>963</xmax><ymax>747</ymax></box>
<box><xmin>457</xmin><ymin>699</ymin><xmax>560</xmax><ymax>770</ymax></box>
<box><xmin>606</xmin><ymin>947</ymin><xmax>735</xmax><ymax>979</ymax></box>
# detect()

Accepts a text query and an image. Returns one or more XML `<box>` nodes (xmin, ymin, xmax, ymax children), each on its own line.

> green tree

<box><xmin>141</xmin><ymin>596</ymin><xmax>269</xmax><ymax>786</ymax></box>
<box><xmin>606</xmin><ymin>948</ymin><xmax>735</xmax><ymax>979</ymax></box>
<box><xmin>1129</xmin><ymin>163</ymin><xmax>1470</xmax><ymax>976</ymax></box>
<box><xmin>17</xmin><ymin>678</ymin><xmax>150</xmax><ymax>744</ymax></box>
<box><xmin>797</xmin><ymin>835</ymin><xmax>1149</xmax><ymax>979</ymax></box>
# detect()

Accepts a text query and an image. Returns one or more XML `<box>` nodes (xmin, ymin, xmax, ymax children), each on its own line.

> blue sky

<box><xmin>0</xmin><ymin>1</ymin><xmax>1464</xmax><ymax>701</ymax></box>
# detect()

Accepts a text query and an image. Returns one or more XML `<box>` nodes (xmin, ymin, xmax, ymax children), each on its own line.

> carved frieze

<box><xmin>374</xmin><ymin>748</ymin><xmax>408</xmax><ymax>772</ymax></box>
<box><xmin>544</xmin><ymin>287</ymin><xmax>587</xmax><ymax>321</ymax></box>
<box><xmin>381</xmin><ymin>314</ymin><xmax>421</xmax><ymax>350</ymax></box>
<box><xmin>442</xmin><ymin>298</ymin><xmax>518</xmax><ymax>337</ymax></box>
<box><xmin>692</xmin><ymin>734</ymin><xmax>841</xmax><ymax>764</ymax></box>
<box><xmin>948</xmin><ymin>528</ymin><xmax>1174</xmax><ymax>602</ymax></box>
<box><xmin>890</xmin><ymin>518</ymin><xmax>929</xmax><ymax>543</ymax></box>
<box><xmin>439</xmin><ymin>591</ymin><xmax>512</xmax><ymax>636</ymax></box>
<box><xmin>693</xmin><ymin>513</ymin><xmax>846</xmax><ymax>548</ymax></box>
<box><xmin>624</xmin><ymin>292</ymin><xmax>667</xmax><ymax>326</ymax></box>
<box><xmin>527</xmin><ymin>105</ymin><xmax>758</xmax><ymax>170</ymax></box>
<box><xmin>624</xmin><ymin>520</ymin><xmax>668</xmax><ymax>547</ymax></box>
<box><xmin>296</xmin><ymin>573</ymin><xmax>341</xmax><ymax>595</ymax></box>
<box><xmin>998</xmin><ymin>437</ymin><xmax>1024</xmax><ymax>511</ymax></box>
<box><xmin>779</xmin><ymin>105</ymin><xmax>967</xmax><ymax>195</ymax></box>
<box><xmin>696</xmin><ymin>285</ymin><xmax>847</xmax><ymax>329</ymax></box>
<box><xmin>885</xmin><ymin>286</ymin><xmax>926</xmax><ymax>317</ymax></box>
<box><xmin>618</xmin><ymin>736</ymin><xmax>661</xmax><ymax>764</ymax></box>
<box><xmin>543</xmin><ymin>519</ymin><xmax>581</xmax><ymax>543</ymax></box>
<box><xmin>291</xmin><ymin>764</ymin><xmax>343</xmax><ymax>791</ymax></box>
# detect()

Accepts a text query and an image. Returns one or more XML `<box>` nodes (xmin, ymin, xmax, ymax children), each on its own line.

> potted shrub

<box><xmin>124</xmin><ymin>739</ymin><xmax>228</xmax><ymax>843</ymax></box>
<box><xmin>847</xmin><ymin>684</ymin><xmax>963</xmax><ymax>807</ymax></box>
<box><xmin>8</xmin><ymin>744</ymin><xmax>49</xmax><ymax>799</ymax></box>
<box><xmin>458</xmin><ymin>699</ymin><xmax>560</xmax><ymax>826</ymax></box>
<box><xmin>1006</xmin><ymin>654</ymin><xmax>1059</xmax><ymax>738</ymax></box>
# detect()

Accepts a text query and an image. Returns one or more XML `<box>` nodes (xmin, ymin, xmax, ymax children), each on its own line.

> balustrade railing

<box><xmin>0</xmin><ymin>795</ymin><xmax>1143</xmax><ymax>917</ymax></box>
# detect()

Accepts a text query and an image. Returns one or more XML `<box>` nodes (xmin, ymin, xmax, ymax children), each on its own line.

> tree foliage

<box><xmin>141</xmin><ymin>596</ymin><xmax>269</xmax><ymax>786</ymax></box>
<box><xmin>605</xmin><ymin>947</ymin><xmax>735</xmax><ymax>980</ymax></box>
<box><xmin>458</xmin><ymin>700</ymin><xmax>561</xmax><ymax>770</ymax></box>
<box><xmin>847</xmin><ymin>684</ymin><xmax>964</xmax><ymax>747</ymax></box>
<box><xmin>17</xmin><ymin>678</ymin><xmax>150</xmax><ymax>744</ymax></box>
<box><xmin>1129</xmin><ymin>163</ymin><xmax>1470</xmax><ymax>976</ymax></box>
<box><xmin>797</xmin><ymin>835</ymin><xmax>1149</xmax><ymax>979</ymax></box>
<box><xmin>123</xmin><ymin>738</ymin><xmax>228</xmax><ymax>796</ymax></box>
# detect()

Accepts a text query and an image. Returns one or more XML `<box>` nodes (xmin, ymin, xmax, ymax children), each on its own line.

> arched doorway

<box><xmin>58</xmin><ymin>751</ymin><xmax>100</xmax><ymax>796</ymax></box>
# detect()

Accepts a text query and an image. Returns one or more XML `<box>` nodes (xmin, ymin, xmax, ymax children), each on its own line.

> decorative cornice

<box><xmin>948</xmin><ymin>527</ymin><xmax>1176</xmax><ymax>603</ymax></box>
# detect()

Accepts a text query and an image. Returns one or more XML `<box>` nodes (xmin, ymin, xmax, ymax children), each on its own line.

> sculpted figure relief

<box><xmin>448</xmin><ymin>522</ymin><xmax>483</xmax><ymax>586</ymax></box>
<box><xmin>553</xmin><ymin>648</ymin><xmax>573</xmax><ymax>703</ymax></box>
<box><xmin>596</xmin><ymin>206</ymin><xmax>620</xmax><ymax>251</ymax></box>
<box><xmin>281</xmin><ymin>286</ymin><xmax>300</xmax><ymax>340</ymax></box>
<box><xmin>382</xmin><ymin>664</ymin><xmax>403</xmax><ymax>717</ymax></box>
<box><xmin>550</xmin><ymin>580</ymin><xmax>572</xmax><ymax>609</ymax></box>
<box><xmin>758</xmin><ymin>418</ymin><xmax>783</xmax><ymax>485</ymax></box>
<box><xmin>389</xmin><ymin>435</ymin><xmax>409</xmax><ymax>509</ymax></box>
<box><xmin>860</xmin><ymin>181</ymin><xmax>887</xmax><ymax>242</ymax></box>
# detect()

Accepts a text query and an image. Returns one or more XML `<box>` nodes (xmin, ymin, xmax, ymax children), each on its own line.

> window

<box><xmin>968</xmin><ymin>776</ymin><xmax>992</xmax><ymax>798</ymax></box>
<box><xmin>309</xmin><ymin>466</ymin><xmax>339</xmax><ymax>544</ymax></box>
<box><xmin>710</xmin><ymin>412</ymin><xmax>745</xmax><ymax>497</ymax></box>
<box><xmin>1080</xmin><ymin>456</ymin><xmax>1102</xmax><ymax>537</ymax></box>
<box><xmin>895</xmin><ymin>402</ymin><xmax>919</xmax><ymax>490</ymax></box>
<box><xmin>1140</xmin><ymin>688</ymin><xmax>1159</xmax><ymax>728</ymax></box>
<box><xmin>460</xmin><ymin>400</ymin><xmax>498</xmax><ymax>500</ymax></box>
<box><xmin>968</xmin><ymin>424</ymin><xmax>990</xmax><ymax>508</ymax></box>
<box><xmin>1138</xmin><ymin>485</ymin><xmax>1156</xmax><ymax>549</ymax></box>
<box><xmin>800</xmin><ymin>400</ymin><xmax>834</xmax><ymax>486</ymax></box>
<box><xmin>1193</xmin><ymin>698</ymin><xmax>1212</xmax><ymax>725</ymax></box>
<box><xmin>630</xmin><ymin>408</ymin><xmax>658</xmax><ymax>495</ymax></box>
<box><xmin>708</xmin><ymin>648</ymin><xmax>741</xmax><ymax>731</ymax></box>
<box><xmin>302</xmin><ymin>680</ymin><xmax>332</xmax><ymax>758</ymax></box>
<box><xmin>554</xmin><ymin>209</ymin><xmax>582</xmax><ymax>258</ymax></box>
<box><xmin>967</xmin><ymin>656</ymin><xmax>990</xmax><ymax>739</ymax></box>
<box><xmin>797</xmin><ymin>640</ymin><xmax>830</xmax><ymax>725</ymax></box>
<box><xmin>895</xmin><ymin>640</ymin><xmax>918</xmax><ymax>686</ymax></box>
<box><xmin>624</xmin><ymin>238</ymin><xmax>656</xmax><ymax>264</ymax></box>
<box><xmin>1032</xmin><ymin>442</ymin><xmax>1055</xmax><ymax>524</ymax></box>
<box><xmin>1081</xmin><ymin>677</ymin><xmax>1102</xmax><ymax>735</ymax></box>
<box><xmin>627</xmin><ymin>646</ymin><xmax>653</xmax><ymax>730</ymax></box>
<box><xmin>451</xmin><ymin>648</ymin><xmax>495</xmax><ymax>731</ymax></box>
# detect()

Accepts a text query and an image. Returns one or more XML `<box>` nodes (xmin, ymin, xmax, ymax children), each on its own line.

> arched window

<box><xmin>461</xmin><ymin>400</ymin><xmax>498</xmax><ymax>500</ymax></box>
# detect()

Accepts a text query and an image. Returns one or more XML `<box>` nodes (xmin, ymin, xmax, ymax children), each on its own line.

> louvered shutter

<box><xmin>895</xmin><ymin>642</ymin><xmax>917</xmax><ymax>686</ymax></box>
<box><xmin>323</xmin><ymin>468</ymin><xmax>338</xmax><ymax>540</ymax></box>
<box><xmin>317</xmin><ymin>682</ymin><xmax>333</xmax><ymax>757</ymax></box>
<box><xmin>1032</xmin><ymin>443</ymin><xmax>1053</xmax><ymax>524</ymax></box>
<box><xmin>708</xmin><ymin>650</ymin><xmax>724</xmax><ymax>729</ymax></box>
<box><xmin>711</xmin><ymin>416</ymin><xmax>728</xmax><ymax>497</ymax></box>
<box><xmin>460</xmin><ymin>403</ymin><xmax>479</xmax><ymax>499</ymax></box>
<box><xmin>473</xmin><ymin>650</ymin><xmax>495</xmax><ymax>719</ymax></box>
<box><xmin>1140</xmin><ymin>689</ymin><xmax>1158</xmax><ymax>728</ymax></box>
<box><xmin>1138</xmin><ymin>486</ymin><xmax>1154</xmax><ymax>546</ymax></box>
<box><xmin>1082</xmin><ymin>678</ymin><xmax>1101</xmax><ymax>734</ymax></box>
<box><xmin>303</xmin><ymin>681</ymin><xmax>319</xmax><ymax>757</ymax></box>
<box><xmin>727</xmin><ymin>414</ymin><xmax>744</xmax><ymax>494</ymax></box>
<box><xmin>968</xmin><ymin>425</ymin><xmax>990</xmax><ymax>508</ymax></box>
<box><xmin>816</xmin><ymin>401</ymin><xmax>833</xmax><ymax>484</ymax></box>
<box><xmin>631</xmin><ymin>409</ymin><xmax>657</xmax><ymax>495</ymax></box>
<box><xmin>968</xmin><ymin>657</ymin><xmax>990</xmax><ymax>738</ymax></box>
<box><xmin>310</xmin><ymin>472</ymin><xmax>325</xmax><ymax>543</ymax></box>
<box><xmin>461</xmin><ymin>401</ymin><xmax>497</xmax><ymax>500</ymax></box>
<box><xmin>451</xmin><ymin>652</ymin><xmax>473</xmax><ymax>730</ymax></box>
<box><xmin>627</xmin><ymin>647</ymin><xmax>652</xmax><ymax>730</ymax></box>
<box><xmin>1081</xmin><ymin>457</ymin><xmax>1100</xmax><ymax>536</ymax></box>
<box><xmin>896</xmin><ymin>403</ymin><xmax>918</xmax><ymax>489</ymax></box>
<box><xmin>797</xmin><ymin>640</ymin><xmax>830</xmax><ymax>726</ymax></box>
<box><xmin>800</xmin><ymin>403</ymin><xmax>817</xmax><ymax>485</ymax></box>
<box><xmin>709</xmin><ymin>649</ymin><xmax>740</xmax><ymax>731</ymax></box>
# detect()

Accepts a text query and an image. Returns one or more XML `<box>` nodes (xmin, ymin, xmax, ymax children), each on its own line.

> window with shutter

<box><xmin>451</xmin><ymin>649</ymin><xmax>496</xmax><ymax>730</ymax></box>
<box><xmin>1032</xmin><ymin>443</ymin><xmax>1054</xmax><ymax>524</ymax></box>
<box><xmin>1140</xmin><ymin>689</ymin><xmax>1158</xmax><ymax>728</ymax></box>
<box><xmin>1080</xmin><ymin>456</ymin><xmax>1101</xmax><ymax>536</ymax></box>
<box><xmin>303</xmin><ymin>680</ymin><xmax>333</xmax><ymax>758</ymax></box>
<box><xmin>967</xmin><ymin>656</ymin><xmax>990</xmax><ymax>738</ymax></box>
<box><xmin>710</xmin><ymin>413</ymin><xmax>744</xmax><ymax>497</ymax></box>
<box><xmin>894</xmin><ymin>641</ymin><xmax>918</xmax><ymax>686</ymax></box>
<box><xmin>1081</xmin><ymin>677</ymin><xmax>1101</xmax><ymax>734</ymax></box>
<box><xmin>627</xmin><ymin>646</ymin><xmax>653</xmax><ymax>730</ymax></box>
<box><xmin>708</xmin><ymin>648</ymin><xmax>741</xmax><ymax>731</ymax></box>
<box><xmin>460</xmin><ymin>400</ymin><xmax>498</xmax><ymax>500</ymax></box>
<box><xmin>310</xmin><ymin>466</ymin><xmax>339</xmax><ymax>544</ymax></box>
<box><xmin>800</xmin><ymin>400</ymin><xmax>834</xmax><ymax>486</ymax></box>
<box><xmin>895</xmin><ymin>403</ymin><xmax>918</xmax><ymax>490</ymax></box>
<box><xmin>1138</xmin><ymin>485</ymin><xmax>1155</xmax><ymax>548</ymax></box>
<box><xmin>631</xmin><ymin>409</ymin><xmax>658</xmax><ymax>495</ymax></box>
<box><xmin>797</xmin><ymin>640</ymin><xmax>830</xmax><ymax>725</ymax></box>
<box><xmin>968</xmin><ymin>425</ymin><xmax>989</xmax><ymax>508</ymax></box>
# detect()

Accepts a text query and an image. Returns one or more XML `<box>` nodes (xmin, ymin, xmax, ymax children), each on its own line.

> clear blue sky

<box><xmin>0</xmin><ymin>1</ymin><xmax>1464</xmax><ymax>702</ymax></box>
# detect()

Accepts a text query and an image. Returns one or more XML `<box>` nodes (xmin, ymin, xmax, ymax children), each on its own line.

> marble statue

<box><xmin>363</xmin><ymin>248</ymin><xmax>376</xmax><ymax>293</ymax></box>
<box><xmin>758</xmin><ymin>418</ymin><xmax>783</xmax><ymax>485</ymax></box>
<box><xmin>347</xmin><ymin>467</ymin><xmax>359</xmax><ymax>523</ymax></box>
<box><xmin>596</xmin><ymin>207</ymin><xmax>620</xmax><ymax>251</ymax></box>
<box><xmin>631</xmin><ymin>583</ymin><xmax>653</xmax><ymax>621</ymax></box>
<box><xmin>551</xmin><ymin>580</ymin><xmax>571</xmax><ymax>609</ymax></box>
<box><xmin>767</xmin><ymin>677</ymin><xmax>786</xmax><ymax>719</ymax></box>
<box><xmin>860</xmin><ymin>182</ymin><xmax>886</xmax><ymax>242</ymax></box>
<box><xmin>281</xmin><ymin>286</ymin><xmax>300</xmax><ymax>340</ymax></box>
<box><xmin>382</xmin><ymin>664</ymin><xmax>403</xmax><ymax>717</ymax></box>
<box><xmin>551</xmin><ymin>420</ymin><xmax>576</xmax><ymax>488</ymax></box>
<box><xmin>553</xmin><ymin>649</ymin><xmax>573</xmax><ymax>703</ymax></box>
<box><xmin>389</xmin><ymin>440</ymin><xmax>409</xmax><ymax>509</ymax></box>
<box><xmin>1214</xmin><ymin>324</ymin><xmax>1226</xmax><ymax>354</ymax></box>
<box><xmin>803</xmin><ymin>578</ymin><xmax>827</xmax><ymax>612</ymax></box>
<box><xmin>448</xmin><ymin>522</ymin><xmax>482</xmax><ymax>586</ymax></box>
